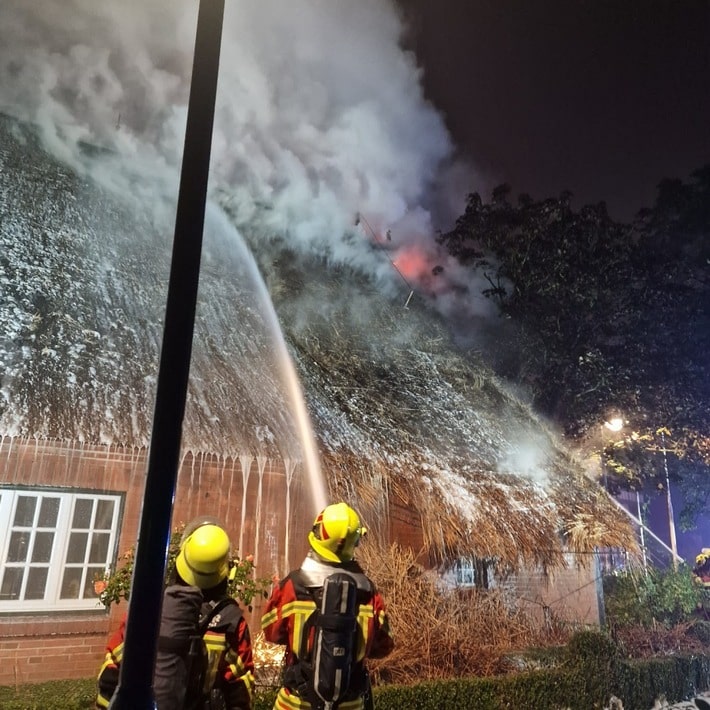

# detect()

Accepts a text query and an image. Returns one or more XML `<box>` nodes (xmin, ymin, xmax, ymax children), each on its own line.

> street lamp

<box><xmin>596</xmin><ymin>416</ymin><xmax>627</xmax><ymax>612</ymax></box>
<box><xmin>604</xmin><ymin>417</ymin><xmax>624</xmax><ymax>434</ymax></box>
<box><xmin>600</xmin><ymin>416</ymin><xmax>650</xmax><ymax>574</ymax></box>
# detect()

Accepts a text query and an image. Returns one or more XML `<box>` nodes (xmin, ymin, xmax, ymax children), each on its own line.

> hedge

<box><xmin>1</xmin><ymin>635</ymin><xmax>709</xmax><ymax>710</ymax></box>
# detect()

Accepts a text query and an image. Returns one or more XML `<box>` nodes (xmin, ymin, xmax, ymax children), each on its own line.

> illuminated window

<box><xmin>0</xmin><ymin>487</ymin><xmax>122</xmax><ymax>612</ymax></box>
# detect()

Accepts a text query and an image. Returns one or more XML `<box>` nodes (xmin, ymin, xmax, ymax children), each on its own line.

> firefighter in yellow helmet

<box><xmin>96</xmin><ymin>517</ymin><xmax>254</xmax><ymax>710</ymax></box>
<box><xmin>693</xmin><ymin>548</ymin><xmax>710</xmax><ymax>588</ymax></box>
<box><xmin>262</xmin><ymin>502</ymin><xmax>393</xmax><ymax>710</ymax></box>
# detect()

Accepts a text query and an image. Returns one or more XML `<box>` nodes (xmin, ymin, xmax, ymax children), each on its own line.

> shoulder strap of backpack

<box><xmin>199</xmin><ymin>597</ymin><xmax>239</xmax><ymax>634</ymax></box>
<box><xmin>289</xmin><ymin>570</ymin><xmax>322</xmax><ymax>661</ymax></box>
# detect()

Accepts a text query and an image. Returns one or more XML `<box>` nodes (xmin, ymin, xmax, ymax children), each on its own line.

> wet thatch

<box><xmin>0</xmin><ymin>114</ymin><xmax>300</xmax><ymax>458</ymax></box>
<box><xmin>0</xmin><ymin>113</ymin><xmax>636</xmax><ymax>568</ymax></box>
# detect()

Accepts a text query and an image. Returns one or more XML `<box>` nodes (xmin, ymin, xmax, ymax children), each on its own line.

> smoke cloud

<box><xmin>0</xmin><ymin>0</ymin><xmax>494</xmax><ymax>319</ymax></box>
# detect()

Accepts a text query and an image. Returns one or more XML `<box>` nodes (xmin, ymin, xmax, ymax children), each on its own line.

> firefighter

<box><xmin>96</xmin><ymin>517</ymin><xmax>255</xmax><ymax>710</ymax></box>
<box><xmin>693</xmin><ymin>548</ymin><xmax>710</xmax><ymax>587</ymax></box>
<box><xmin>261</xmin><ymin>502</ymin><xmax>394</xmax><ymax>710</ymax></box>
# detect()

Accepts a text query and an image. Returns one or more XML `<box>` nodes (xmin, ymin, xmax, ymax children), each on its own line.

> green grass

<box><xmin>0</xmin><ymin>678</ymin><xmax>95</xmax><ymax>710</ymax></box>
<box><xmin>0</xmin><ymin>679</ymin><xmax>278</xmax><ymax>710</ymax></box>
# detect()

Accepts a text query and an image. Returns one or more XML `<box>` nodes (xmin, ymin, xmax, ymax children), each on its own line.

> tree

<box><xmin>437</xmin><ymin>170</ymin><xmax>710</xmax><ymax>526</ymax></box>
<box><xmin>438</xmin><ymin>187</ymin><xmax>638</xmax><ymax>431</ymax></box>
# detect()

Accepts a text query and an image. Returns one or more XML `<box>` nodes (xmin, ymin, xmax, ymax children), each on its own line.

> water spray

<box><xmin>605</xmin><ymin>490</ymin><xmax>684</xmax><ymax>569</ymax></box>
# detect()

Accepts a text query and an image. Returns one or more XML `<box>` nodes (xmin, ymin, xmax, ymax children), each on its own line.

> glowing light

<box><xmin>604</xmin><ymin>417</ymin><xmax>624</xmax><ymax>433</ymax></box>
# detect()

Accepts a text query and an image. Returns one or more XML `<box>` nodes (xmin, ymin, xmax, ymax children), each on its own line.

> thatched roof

<box><xmin>0</xmin><ymin>113</ymin><xmax>636</xmax><ymax>567</ymax></box>
<box><xmin>265</xmin><ymin>255</ymin><xmax>635</xmax><ymax>566</ymax></box>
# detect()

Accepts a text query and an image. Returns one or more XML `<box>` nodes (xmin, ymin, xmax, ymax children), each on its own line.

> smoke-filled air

<box><xmin>0</xmin><ymin>0</ymin><xmax>497</xmax><ymax>323</ymax></box>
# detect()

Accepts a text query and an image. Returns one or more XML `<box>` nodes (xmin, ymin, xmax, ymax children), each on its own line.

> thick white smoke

<box><xmin>0</xmin><ymin>0</ymin><xmax>494</xmax><ymax>318</ymax></box>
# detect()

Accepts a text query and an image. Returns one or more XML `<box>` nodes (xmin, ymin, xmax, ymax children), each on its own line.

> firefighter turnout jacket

<box><xmin>261</xmin><ymin>554</ymin><xmax>393</xmax><ymax>710</ymax></box>
<box><xmin>96</xmin><ymin>595</ymin><xmax>255</xmax><ymax>710</ymax></box>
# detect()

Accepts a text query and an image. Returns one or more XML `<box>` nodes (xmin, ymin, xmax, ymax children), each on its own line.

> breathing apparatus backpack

<box><xmin>287</xmin><ymin>571</ymin><xmax>363</xmax><ymax>710</ymax></box>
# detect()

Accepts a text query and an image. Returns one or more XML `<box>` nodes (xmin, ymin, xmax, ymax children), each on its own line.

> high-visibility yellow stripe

<box><xmin>274</xmin><ymin>687</ymin><xmax>308</xmax><ymax>710</ymax></box>
<box><xmin>96</xmin><ymin>657</ymin><xmax>114</xmax><ymax>680</ymax></box>
<box><xmin>264</xmin><ymin>600</ymin><xmax>316</xmax><ymax>654</ymax></box>
<box><xmin>111</xmin><ymin>642</ymin><xmax>124</xmax><ymax>664</ymax></box>
<box><xmin>292</xmin><ymin>602</ymin><xmax>315</xmax><ymax>655</ymax></box>
<box><xmin>242</xmin><ymin>669</ymin><xmax>255</xmax><ymax>696</ymax></box>
<box><xmin>358</xmin><ymin>603</ymin><xmax>374</xmax><ymax>618</ymax></box>
<box><xmin>281</xmin><ymin>600</ymin><xmax>316</xmax><ymax>617</ymax></box>
<box><xmin>273</xmin><ymin>687</ymin><xmax>364</xmax><ymax>710</ymax></box>
<box><xmin>261</xmin><ymin>607</ymin><xmax>278</xmax><ymax>627</ymax></box>
<box><xmin>262</xmin><ymin>599</ymin><xmax>314</xmax><ymax>632</ymax></box>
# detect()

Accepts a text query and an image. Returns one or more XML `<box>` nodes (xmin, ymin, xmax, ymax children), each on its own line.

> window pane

<box><xmin>455</xmin><ymin>559</ymin><xmax>475</xmax><ymax>586</ymax></box>
<box><xmin>7</xmin><ymin>531</ymin><xmax>30</xmax><ymax>562</ymax></box>
<box><xmin>72</xmin><ymin>499</ymin><xmax>93</xmax><ymax>529</ymax></box>
<box><xmin>31</xmin><ymin>532</ymin><xmax>54</xmax><ymax>563</ymax></box>
<box><xmin>14</xmin><ymin>496</ymin><xmax>37</xmax><ymax>526</ymax></box>
<box><xmin>25</xmin><ymin>567</ymin><xmax>48</xmax><ymax>600</ymax></box>
<box><xmin>60</xmin><ymin>568</ymin><xmax>83</xmax><ymax>599</ymax></box>
<box><xmin>85</xmin><ymin>567</ymin><xmax>105</xmax><ymax>599</ymax></box>
<box><xmin>89</xmin><ymin>532</ymin><xmax>110</xmax><ymax>564</ymax></box>
<box><xmin>66</xmin><ymin>532</ymin><xmax>88</xmax><ymax>563</ymax></box>
<box><xmin>0</xmin><ymin>567</ymin><xmax>24</xmax><ymax>600</ymax></box>
<box><xmin>38</xmin><ymin>497</ymin><xmax>60</xmax><ymax>527</ymax></box>
<box><xmin>95</xmin><ymin>500</ymin><xmax>115</xmax><ymax>530</ymax></box>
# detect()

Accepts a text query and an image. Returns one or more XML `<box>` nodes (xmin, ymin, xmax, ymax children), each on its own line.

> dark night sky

<box><xmin>395</xmin><ymin>0</ymin><xmax>710</xmax><ymax>221</ymax></box>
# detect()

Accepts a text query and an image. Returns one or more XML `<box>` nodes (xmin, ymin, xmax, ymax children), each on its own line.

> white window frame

<box><xmin>0</xmin><ymin>486</ymin><xmax>122</xmax><ymax>612</ymax></box>
<box><xmin>454</xmin><ymin>557</ymin><xmax>477</xmax><ymax>587</ymax></box>
<box><xmin>451</xmin><ymin>556</ymin><xmax>492</xmax><ymax>589</ymax></box>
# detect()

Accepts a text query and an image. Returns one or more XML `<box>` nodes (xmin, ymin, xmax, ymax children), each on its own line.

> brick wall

<box><xmin>503</xmin><ymin>555</ymin><xmax>601</xmax><ymax>626</ymax></box>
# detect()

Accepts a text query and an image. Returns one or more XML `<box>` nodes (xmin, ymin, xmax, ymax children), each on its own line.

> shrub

<box><xmin>604</xmin><ymin>566</ymin><xmax>703</xmax><ymax>629</ymax></box>
<box><xmin>0</xmin><ymin>679</ymin><xmax>278</xmax><ymax>710</ymax></box>
<box><xmin>690</xmin><ymin>620</ymin><xmax>710</xmax><ymax>645</ymax></box>
<box><xmin>564</xmin><ymin>629</ymin><xmax>620</xmax><ymax>705</ymax></box>
<box><xmin>3</xmin><ymin>651</ymin><xmax>710</xmax><ymax>710</ymax></box>
<box><xmin>357</xmin><ymin>540</ymin><xmax>573</xmax><ymax>686</ymax></box>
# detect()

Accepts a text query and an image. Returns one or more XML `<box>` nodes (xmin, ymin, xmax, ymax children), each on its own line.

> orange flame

<box><xmin>393</xmin><ymin>244</ymin><xmax>433</xmax><ymax>281</ymax></box>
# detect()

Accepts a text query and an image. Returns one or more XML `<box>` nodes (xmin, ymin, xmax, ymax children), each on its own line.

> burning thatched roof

<box><xmin>0</xmin><ymin>113</ymin><xmax>636</xmax><ymax>567</ymax></box>
<box><xmin>256</xmin><ymin>249</ymin><xmax>636</xmax><ymax>566</ymax></box>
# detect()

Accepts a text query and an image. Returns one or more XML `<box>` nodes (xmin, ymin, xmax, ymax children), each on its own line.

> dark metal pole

<box><xmin>108</xmin><ymin>1</ymin><xmax>225</xmax><ymax>707</ymax></box>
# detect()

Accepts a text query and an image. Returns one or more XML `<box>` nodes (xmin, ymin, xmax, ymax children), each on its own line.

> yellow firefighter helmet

<box><xmin>175</xmin><ymin>517</ymin><xmax>231</xmax><ymax>589</ymax></box>
<box><xmin>308</xmin><ymin>502</ymin><xmax>367</xmax><ymax>563</ymax></box>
